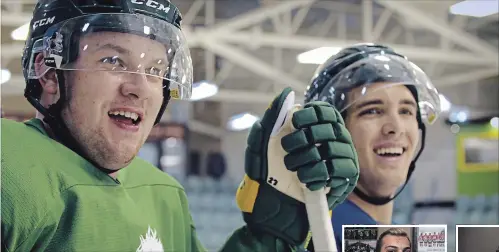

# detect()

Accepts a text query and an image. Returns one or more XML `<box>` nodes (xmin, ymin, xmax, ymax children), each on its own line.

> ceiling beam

<box><xmin>210</xmin><ymin>0</ymin><xmax>315</xmax><ymax>32</ymax></box>
<box><xmin>436</xmin><ymin>69</ymin><xmax>499</xmax><ymax>87</ymax></box>
<box><xmin>200</xmin><ymin>39</ymin><xmax>306</xmax><ymax>92</ymax></box>
<box><xmin>181</xmin><ymin>0</ymin><xmax>205</xmax><ymax>26</ymax></box>
<box><xmin>376</xmin><ymin>0</ymin><xmax>499</xmax><ymax>58</ymax></box>
<box><xmin>362</xmin><ymin>0</ymin><xmax>373</xmax><ymax>41</ymax></box>
<box><xmin>372</xmin><ymin>8</ymin><xmax>393</xmax><ymax>41</ymax></box>
<box><xmin>199</xmin><ymin>31</ymin><xmax>498</xmax><ymax>66</ymax></box>
<box><xmin>315</xmin><ymin>1</ymin><xmax>384</xmax><ymax>16</ymax></box>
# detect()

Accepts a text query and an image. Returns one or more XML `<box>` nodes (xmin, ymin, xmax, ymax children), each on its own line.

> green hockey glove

<box><xmin>235</xmin><ymin>87</ymin><xmax>359</xmax><ymax>247</ymax></box>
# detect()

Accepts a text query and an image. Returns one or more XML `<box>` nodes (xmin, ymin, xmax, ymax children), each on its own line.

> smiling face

<box><xmin>59</xmin><ymin>32</ymin><xmax>167</xmax><ymax>170</ymax></box>
<box><xmin>344</xmin><ymin>83</ymin><xmax>420</xmax><ymax>197</ymax></box>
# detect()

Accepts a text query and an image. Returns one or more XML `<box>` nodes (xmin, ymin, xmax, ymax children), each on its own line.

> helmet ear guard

<box><xmin>154</xmin><ymin>80</ymin><xmax>172</xmax><ymax>125</ymax></box>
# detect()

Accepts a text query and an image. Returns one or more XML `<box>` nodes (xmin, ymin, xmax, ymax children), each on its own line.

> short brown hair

<box><xmin>376</xmin><ymin>228</ymin><xmax>411</xmax><ymax>252</ymax></box>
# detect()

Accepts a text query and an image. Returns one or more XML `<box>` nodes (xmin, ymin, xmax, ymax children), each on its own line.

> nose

<box><xmin>120</xmin><ymin>72</ymin><xmax>150</xmax><ymax>99</ymax></box>
<box><xmin>381</xmin><ymin>112</ymin><xmax>405</xmax><ymax>137</ymax></box>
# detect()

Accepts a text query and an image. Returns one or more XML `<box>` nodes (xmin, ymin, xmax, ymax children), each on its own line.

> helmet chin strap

<box><xmin>353</xmin><ymin>123</ymin><xmax>426</xmax><ymax>206</ymax></box>
<box><xmin>29</xmin><ymin>70</ymin><xmax>118</xmax><ymax>175</ymax></box>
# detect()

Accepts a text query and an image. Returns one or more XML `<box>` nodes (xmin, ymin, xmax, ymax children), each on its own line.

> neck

<box><xmin>347</xmin><ymin>191</ymin><xmax>394</xmax><ymax>224</ymax></box>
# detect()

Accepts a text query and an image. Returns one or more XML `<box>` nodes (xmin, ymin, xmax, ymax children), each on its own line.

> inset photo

<box><xmin>343</xmin><ymin>225</ymin><xmax>447</xmax><ymax>252</ymax></box>
<box><xmin>456</xmin><ymin>225</ymin><xmax>499</xmax><ymax>252</ymax></box>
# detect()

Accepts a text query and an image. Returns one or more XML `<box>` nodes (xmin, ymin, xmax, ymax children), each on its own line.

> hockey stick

<box><xmin>304</xmin><ymin>189</ymin><xmax>337</xmax><ymax>252</ymax></box>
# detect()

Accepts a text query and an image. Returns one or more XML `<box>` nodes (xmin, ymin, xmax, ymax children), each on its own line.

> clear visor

<box><xmin>27</xmin><ymin>13</ymin><xmax>193</xmax><ymax>99</ymax></box>
<box><xmin>319</xmin><ymin>54</ymin><xmax>441</xmax><ymax>124</ymax></box>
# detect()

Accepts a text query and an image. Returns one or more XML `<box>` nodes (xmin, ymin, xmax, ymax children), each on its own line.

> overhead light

<box><xmin>297</xmin><ymin>47</ymin><xmax>342</xmax><ymax>64</ymax></box>
<box><xmin>450</xmin><ymin>0</ymin><xmax>499</xmax><ymax>17</ymax></box>
<box><xmin>450</xmin><ymin>111</ymin><xmax>468</xmax><ymax>123</ymax></box>
<box><xmin>189</xmin><ymin>81</ymin><xmax>218</xmax><ymax>101</ymax></box>
<box><xmin>491</xmin><ymin>117</ymin><xmax>499</xmax><ymax>129</ymax></box>
<box><xmin>1</xmin><ymin>69</ymin><xmax>12</xmax><ymax>84</ymax></box>
<box><xmin>449</xmin><ymin>108</ymin><xmax>469</xmax><ymax>123</ymax></box>
<box><xmin>456</xmin><ymin>111</ymin><xmax>468</xmax><ymax>122</ymax></box>
<box><xmin>11</xmin><ymin>23</ymin><xmax>30</xmax><ymax>41</ymax></box>
<box><xmin>439</xmin><ymin>94</ymin><xmax>452</xmax><ymax>112</ymax></box>
<box><xmin>227</xmin><ymin>113</ymin><xmax>259</xmax><ymax>131</ymax></box>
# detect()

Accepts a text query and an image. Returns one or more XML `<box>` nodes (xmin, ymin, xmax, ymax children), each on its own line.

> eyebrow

<box><xmin>95</xmin><ymin>43</ymin><xmax>130</xmax><ymax>55</ymax></box>
<box><xmin>400</xmin><ymin>99</ymin><xmax>417</xmax><ymax>108</ymax></box>
<box><xmin>354</xmin><ymin>99</ymin><xmax>383</xmax><ymax>110</ymax></box>
<box><xmin>385</xmin><ymin>245</ymin><xmax>411</xmax><ymax>250</ymax></box>
<box><xmin>353</xmin><ymin>98</ymin><xmax>418</xmax><ymax>111</ymax></box>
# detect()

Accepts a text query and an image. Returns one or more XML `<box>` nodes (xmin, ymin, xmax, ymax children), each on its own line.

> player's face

<box><xmin>381</xmin><ymin>235</ymin><xmax>411</xmax><ymax>252</ymax></box>
<box><xmin>345</xmin><ymin>83</ymin><xmax>419</xmax><ymax>197</ymax></box>
<box><xmin>61</xmin><ymin>32</ymin><xmax>166</xmax><ymax>171</ymax></box>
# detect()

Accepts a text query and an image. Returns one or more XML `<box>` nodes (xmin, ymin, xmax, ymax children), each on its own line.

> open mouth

<box><xmin>108</xmin><ymin>110</ymin><xmax>142</xmax><ymax>126</ymax></box>
<box><xmin>373</xmin><ymin>147</ymin><xmax>406</xmax><ymax>157</ymax></box>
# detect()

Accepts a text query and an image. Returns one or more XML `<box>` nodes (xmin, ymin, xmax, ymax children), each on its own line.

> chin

<box><xmin>116</xmin><ymin>149</ymin><xmax>138</xmax><ymax>165</ymax></box>
<box><xmin>91</xmin><ymin>144</ymin><xmax>138</xmax><ymax>170</ymax></box>
<box><xmin>98</xmin><ymin>157</ymin><xmax>135</xmax><ymax>170</ymax></box>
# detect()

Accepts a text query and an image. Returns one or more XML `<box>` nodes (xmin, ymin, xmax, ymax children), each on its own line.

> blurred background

<box><xmin>1</xmin><ymin>0</ymin><xmax>498</xmax><ymax>251</ymax></box>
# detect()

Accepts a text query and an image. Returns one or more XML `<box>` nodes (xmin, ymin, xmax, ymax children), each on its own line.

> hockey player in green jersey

<box><xmin>1</xmin><ymin>1</ymin><xmax>359</xmax><ymax>251</ymax></box>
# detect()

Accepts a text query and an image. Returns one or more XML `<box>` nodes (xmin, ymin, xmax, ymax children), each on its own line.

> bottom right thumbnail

<box><xmin>456</xmin><ymin>225</ymin><xmax>499</xmax><ymax>252</ymax></box>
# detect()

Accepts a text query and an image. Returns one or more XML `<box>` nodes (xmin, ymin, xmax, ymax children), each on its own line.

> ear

<box><xmin>34</xmin><ymin>53</ymin><xmax>58</xmax><ymax>95</ymax></box>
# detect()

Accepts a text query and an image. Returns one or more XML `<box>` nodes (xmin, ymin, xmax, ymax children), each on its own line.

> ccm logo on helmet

<box><xmin>131</xmin><ymin>0</ymin><xmax>171</xmax><ymax>13</ymax></box>
<box><xmin>33</xmin><ymin>16</ymin><xmax>55</xmax><ymax>30</ymax></box>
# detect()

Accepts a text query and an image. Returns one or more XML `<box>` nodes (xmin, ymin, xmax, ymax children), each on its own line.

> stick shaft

<box><xmin>304</xmin><ymin>189</ymin><xmax>338</xmax><ymax>252</ymax></box>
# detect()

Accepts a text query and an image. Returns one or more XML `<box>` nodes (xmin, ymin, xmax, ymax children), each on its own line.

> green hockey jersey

<box><xmin>1</xmin><ymin>118</ymin><xmax>298</xmax><ymax>252</ymax></box>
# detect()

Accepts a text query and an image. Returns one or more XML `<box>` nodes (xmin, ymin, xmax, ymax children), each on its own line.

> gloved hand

<box><xmin>236</xmin><ymin>87</ymin><xmax>359</xmax><ymax>247</ymax></box>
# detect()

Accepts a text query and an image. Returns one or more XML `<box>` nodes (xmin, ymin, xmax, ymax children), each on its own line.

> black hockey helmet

<box><xmin>21</xmin><ymin>0</ymin><xmax>193</xmax><ymax>172</ymax></box>
<box><xmin>304</xmin><ymin>43</ymin><xmax>441</xmax><ymax>205</ymax></box>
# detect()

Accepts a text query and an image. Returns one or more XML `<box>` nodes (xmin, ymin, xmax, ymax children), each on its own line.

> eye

<box><xmin>359</xmin><ymin>108</ymin><xmax>382</xmax><ymax>116</ymax></box>
<box><xmin>400</xmin><ymin>107</ymin><xmax>415</xmax><ymax>116</ymax></box>
<box><xmin>100</xmin><ymin>56</ymin><xmax>126</xmax><ymax>69</ymax></box>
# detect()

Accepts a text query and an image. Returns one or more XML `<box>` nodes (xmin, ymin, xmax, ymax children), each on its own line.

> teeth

<box><xmin>375</xmin><ymin>147</ymin><xmax>403</xmax><ymax>155</ymax></box>
<box><xmin>108</xmin><ymin>110</ymin><xmax>139</xmax><ymax>121</ymax></box>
